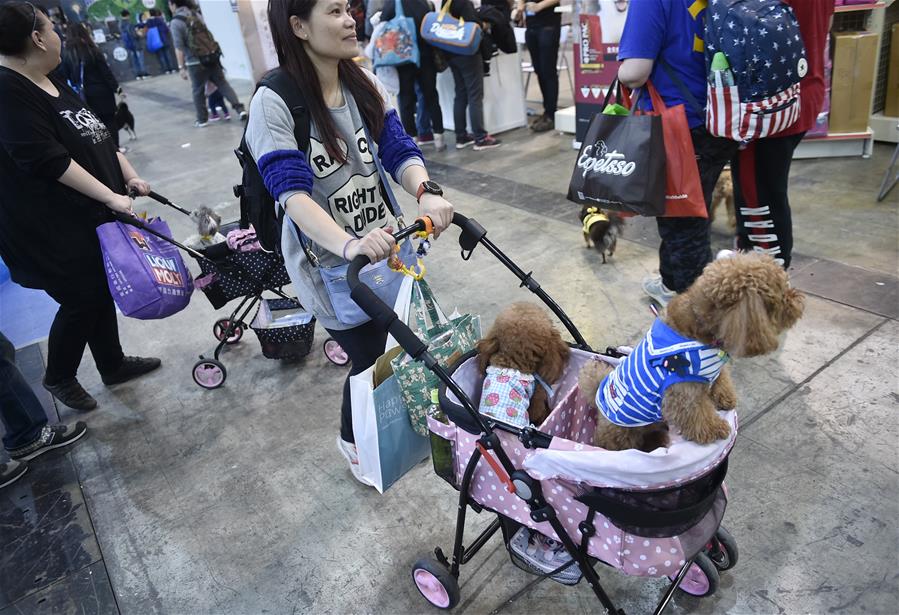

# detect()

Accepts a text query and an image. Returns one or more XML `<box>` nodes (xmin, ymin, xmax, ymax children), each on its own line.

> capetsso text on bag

<box><xmin>576</xmin><ymin>140</ymin><xmax>637</xmax><ymax>178</ymax></box>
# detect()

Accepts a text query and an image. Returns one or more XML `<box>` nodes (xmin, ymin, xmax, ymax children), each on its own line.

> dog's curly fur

<box><xmin>477</xmin><ymin>302</ymin><xmax>570</xmax><ymax>427</ymax></box>
<box><xmin>710</xmin><ymin>167</ymin><xmax>736</xmax><ymax>229</ymax></box>
<box><xmin>581</xmin><ymin>253</ymin><xmax>805</xmax><ymax>451</ymax></box>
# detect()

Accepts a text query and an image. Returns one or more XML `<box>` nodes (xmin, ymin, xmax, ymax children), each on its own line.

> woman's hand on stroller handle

<box><xmin>418</xmin><ymin>194</ymin><xmax>453</xmax><ymax>239</ymax></box>
<box><xmin>104</xmin><ymin>192</ymin><xmax>134</xmax><ymax>216</ymax></box>
<box><xmin>344</xmin><ymin>226</ymin><xmax>397</xmax><ymax>264</ymax></box>
<box><xmin>126</xmin><ymin>177</ymin><xmax>152</xmax><ymax>197</ymax></box>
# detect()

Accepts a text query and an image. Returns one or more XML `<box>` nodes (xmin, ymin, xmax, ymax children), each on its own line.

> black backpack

<box><xmin>233</xmin><ymin>69</ymin><xmax>310</xmax><ymax>256</ymax></box>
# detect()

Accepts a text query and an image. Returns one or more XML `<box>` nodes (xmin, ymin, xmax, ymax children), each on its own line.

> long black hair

<box><xmin>63</xmin><ymin>21</ymin><xmax>102</xmax><ymax>65</ymax></box>
<box><xmin>267</xmin><ymin>0</ymin><xmax>385</xmax><ymax>164</ymax></box>
<box><xmin>0</xmin><ymin>1</ymin><xmax>48</xmax><ymax>56</ymax></box>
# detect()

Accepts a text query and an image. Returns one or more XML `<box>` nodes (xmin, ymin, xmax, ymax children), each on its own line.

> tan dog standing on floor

<box><xmin>710</xmin><ymin>167</ymin><xmax>737</xmax><ymax>229</ymax></box>
<box><xmin>476</xmin><ymin>303</ymin><xmax>570</xmax><ymax>427</ymax></box>
<box><xmin>580</xmin><ymin>253</ymin><xmax>805</xmax><ymax>452</ymax></box>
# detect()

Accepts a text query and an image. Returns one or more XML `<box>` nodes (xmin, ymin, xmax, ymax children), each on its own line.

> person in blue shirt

<box><xmin>119</xmin><ymin>9</ymin><xmax>149</xmax><ymax>79</ymax></box>
<box><xmin>145</xmin><ymin>8</ymin><xmax>176</xmax><ymax>74</ymax></box>
<box><xmin>617</xmin><ymin>0</ymin><xmax>737</xmax><ymax>305</ymax></box>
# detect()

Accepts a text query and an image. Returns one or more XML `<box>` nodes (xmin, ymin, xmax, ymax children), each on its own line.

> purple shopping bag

<box><xmin>97</xmin><ymin>217</ymin><xmax>193</xmax><ymax>319</ymax></box>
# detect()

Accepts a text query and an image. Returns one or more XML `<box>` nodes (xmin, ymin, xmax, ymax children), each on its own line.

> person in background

<box><xmin>516</xmin><ymin>0</ymin><xmax>560</xmax><ymax>132</ymax></box>
<box><xmin>0</xmin><ymin>1</ymin><xmax>162</xmax><ymax>412</ymax></box>
<box><xmin>414</xmin><ymin>81</ymin><xmax>444</xmax><ymax>150</ymax></box>
<box><xmin>169</xmin><ymin>0</ymin><xmax>248</xmax><ymax>127</ymax></box>
<box><xmin>145</xmin><ymin>8</ymin><xmax>177</xmax><ymax>74</ymax></box>
<box><xmin>617</xmin><ymin>0</ymin><xmax>737</xmax><ymax>306</ymax></box>
<box><xmin>441</xmin><ymin>0</ymin><xmax>501</xmax><ymax>150</ymax></box>
<box><xmin>119</xmin><ymin>9</ymin><xmax>149</xmax><ymax>80</ymax></box>
<box><xmin>380</xmin><ymin>0</ymin><xmax>446</xmax><ymax>151</ymax></box>
<box><xmin>365</xmin><ymin>0</ymin><xmax>386</xmax><ymax>41</ymax></box>
<box><xmin>0</xmin><ymin>331</ymin><xmax>88</xmax><ymax>490</ymax></box>
<box><xmin>206</xmin><ymin>80</ymin><xmax>230</xmax><ymax>121</ymax></box>
<box><xmin>730</xmin><ymin>1</ymin><xmax>834</xmax><ymax>269</ymax></box>
<box><xmin>60</xmin><ymin>22</ymin><xmax>122</xmax><ymax>149</ymax></box>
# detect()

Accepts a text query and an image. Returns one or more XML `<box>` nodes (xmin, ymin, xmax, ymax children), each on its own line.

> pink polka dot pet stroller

<box><xmin>346</xmin><ymin>213</ymin><xmax>739</xmax><ymax>614</ymax></box>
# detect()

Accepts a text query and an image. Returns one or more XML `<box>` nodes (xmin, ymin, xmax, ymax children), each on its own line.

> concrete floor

<box><xmin>1</xmin><ymin>72</ymin><xmax>898</xmax><ymax>615</ymax></box>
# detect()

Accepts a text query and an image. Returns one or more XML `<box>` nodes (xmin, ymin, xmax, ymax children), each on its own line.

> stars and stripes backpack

<box><xmin>704</xmin><ymin>0</ymin><xmax>807</xmax><ymax>143</ymax></box>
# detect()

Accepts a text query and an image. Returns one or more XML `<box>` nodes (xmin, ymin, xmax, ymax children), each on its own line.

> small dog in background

<box><xmin>579</xmin><ymin>253</ymin><xmax>804</xmax><ymax>452</ymax></box>
<box><xmin>476</xmin><ymin>302</ymin><xmax>571</xmax><ymax>428</ymax></box>
<box><xmin>580</xmin><ymin>206</ymin><xmax>624</xmax><ymax>263</ymax></box>
<box><xmin>115</xmin><ymin>100</ymin><xmax>137</xmax><ymax>141</ymax></box>
<box><xmin>710</xmin><ymin>167</ymin><xmax>736</xmax><ymax>229</ymax></box>
<box><xmin>185</xmin><ymin>206</ymin><xmax>226</xmax><ymax>249</ymax></box>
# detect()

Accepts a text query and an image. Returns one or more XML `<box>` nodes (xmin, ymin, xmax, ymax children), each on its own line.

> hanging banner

<box><xmin>574</xmin><ymin>0</ymin><xmax>629</xmax><ymax>143</ymax></box>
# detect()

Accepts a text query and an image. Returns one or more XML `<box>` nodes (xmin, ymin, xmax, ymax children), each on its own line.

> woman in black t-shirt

<box><xmin>60</xmin><ymin>22</ymin><xmax>122</xmax><ymax>149</ymax></box>
<box><xmin>0</xmin><ymin>2</ymin><xmax>161</xmax><ymax>411</ymax></box>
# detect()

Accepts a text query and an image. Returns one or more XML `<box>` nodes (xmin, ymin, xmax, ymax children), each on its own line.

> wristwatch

<box><xmin>416</xmin><ymin>180</ymin><xmax>443</xmax><ymax>203</ymax></box>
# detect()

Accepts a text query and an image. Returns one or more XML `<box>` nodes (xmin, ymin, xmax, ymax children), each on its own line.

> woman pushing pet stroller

<box><xmin>243</xmin><ymin>0</ymin><xmax>454</xmax><ymax>483</ymax></box>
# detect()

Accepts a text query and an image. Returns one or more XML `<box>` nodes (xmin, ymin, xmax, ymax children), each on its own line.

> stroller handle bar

<box><xmin>130</xmin><ymin>188</ymin><xmax>193</xmax><ymax>217</ymax></box>
<box><xmin>347</xmin><ymin>212</ymin><xmax>592</xmax><ymax>436</ymax></box>
<box><xmin>111</xmin><ymin>210</ymin><xmax>208</xmax><ymax>261</ymax></box>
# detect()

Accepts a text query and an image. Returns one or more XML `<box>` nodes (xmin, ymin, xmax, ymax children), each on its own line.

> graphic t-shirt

<box><xmin>0</xmin><ymin>67</ymin><xmax>123</xmax><ymax>290</ymax></box>
<box><xmin>618</xmin><ymin>0</ymin><xmax>707</xmax><ymax>128</ymax></box>
<box><xmin>305</xmin><ymin>96</ymin><xmax>394</xmax><ymax>239</ymax></box>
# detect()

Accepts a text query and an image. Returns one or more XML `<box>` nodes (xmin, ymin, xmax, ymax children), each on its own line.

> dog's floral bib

<box><xmin>479</xmin><ymin>367</ymin><xmax>537</xmax><ymax>429</ymax></box>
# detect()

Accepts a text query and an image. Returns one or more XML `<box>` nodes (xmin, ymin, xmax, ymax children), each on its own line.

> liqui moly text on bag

<box><xmin>145</xmin><ymin>254</ymin><xmax>185</xmax><ymax>287</ymax></box>
<box><xmin>429</xmin><ymin>22</ymin><xmax>465</xmax><ymax>41</ymax></box>
<box><xmin>577</xmin><ymin>140</ymin><xmax>636</xmax><ymax>178</ymax></box>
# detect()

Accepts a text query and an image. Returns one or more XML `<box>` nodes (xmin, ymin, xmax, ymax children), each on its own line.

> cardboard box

<box><xmin>885</xmin><ymin>23</ymin><xmax>899</xmax><ymax>118</ymax></box>
<box><xmin>830</xmin><ymin>32</ymin><xmax>879</xmax><ymax>134</ymax></box>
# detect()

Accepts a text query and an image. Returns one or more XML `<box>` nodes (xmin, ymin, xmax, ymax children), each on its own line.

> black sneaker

<box><xmin>455</xmin><ymin>133</ymin><xmax>474</xmax><ymax>149</ymax></box>
<box><xmin>531</xmin><ymin>115</ymin><xmax>554</xmax><ymax>133</ymax></box>
<box><xmin>474</xmin><ymin>135</ymin><xmax>502</xmax><ymax>151</ymax></box>
<box><xmin>43</xmin><ymin>378</ymin><xmax>97</xmax><ymax>411</ymax></box>
<box><xmin>101</xmin><ymin>356</ymin><xmax>162</xmax><ymax>386</ymax></box>
<box><xmin>0</xmin><ymin>460</ymin><xmax>28</xmax><ymax>489</ymax></box>
<box><xmin>234</xmin><ymin>104</ymin><xmax>248</xmax><ymax>121</ymax></box>
<box><xmin>7</xmin><ymin>423</ymin><xmax>88</xmax><ymax>461</ymax></box>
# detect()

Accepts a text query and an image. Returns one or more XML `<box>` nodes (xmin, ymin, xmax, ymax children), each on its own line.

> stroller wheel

<box><xmin>192</xmin><ymin>358</ymin><xmax>227</xmax><ymax>389</ymax></box>
<box><xmin>412</xmin><ymin>557</ymin><xmax>460</xmax><ymax>609</ymax></box>
<box><xmin>708</xmin><ymin>526</ymin><xmax>739</xmax><ymax>572</ymax></box>
<box><xmin>213</xmin><ymin>319</ymin><xmax>243</xmax><ymax>344</ymax></box>
<box><xmin>323</xmin><ymin>338</ymin><xmax>349</xmax><ymax>366</ymax></box>
<box><xmin>672</xmin><ymin>552</ymin><xmax>719</xmax><ymax>598</ymax></box>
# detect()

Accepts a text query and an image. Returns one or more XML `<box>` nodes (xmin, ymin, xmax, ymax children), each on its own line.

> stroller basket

<box><xmin>194</xmin><ymin>243</ymin><xmax>292</xmax><ymax>309</ymax></box>
<box><xmin>250</xmin><ymin>298</ymin><xmax>315</xmax><ymax>360</ymax></box>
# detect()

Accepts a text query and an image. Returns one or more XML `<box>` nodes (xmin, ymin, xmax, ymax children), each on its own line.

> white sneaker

<box><xmin>642</xmin><ymin>275</ymin><xmax>676</xmax><ymax>307</ymax></box>
<box><xmin>716</xmin><ymin>249</ymin><xmax>736</xmax><ymax>261</ymax></box>
<box><xmin>433</xmin><ymin>132</ymin><xmax>446</xmax><ymax>152</ymax></box>
<box><xmin>336</xmin><ymin>436</ymin><xmax>370</xmax><ymax>485</ymax></box>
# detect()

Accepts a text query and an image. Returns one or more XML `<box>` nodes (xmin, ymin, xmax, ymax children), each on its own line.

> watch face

<box><xmin>424</xmin><ymin>181</ymin><xmax>442</xmax><ymax>194</ymax></box>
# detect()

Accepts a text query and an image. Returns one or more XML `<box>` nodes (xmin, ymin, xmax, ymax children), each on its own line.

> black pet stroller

<box><xmin>131</xmin><ymin>191</ymin><xmax>349</xmax><ymax>389</ymax></box>
<box><xmin>346</xmin><ymin>214</ymin><xmax>739</xmax><ymax>614</ymax></box>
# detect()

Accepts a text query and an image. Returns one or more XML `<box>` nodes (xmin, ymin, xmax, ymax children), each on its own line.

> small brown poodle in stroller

<box><xmin>476</xmin><ymin>302</ymin><xmax>571</xmax><ymax>427</ymax></box>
